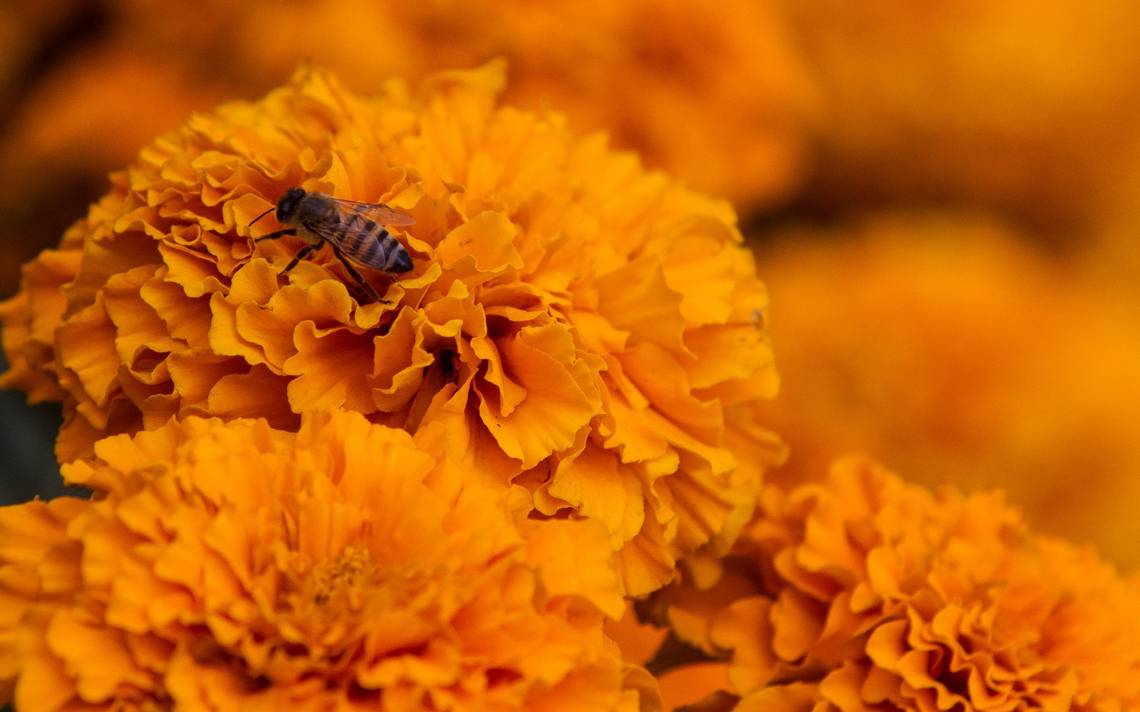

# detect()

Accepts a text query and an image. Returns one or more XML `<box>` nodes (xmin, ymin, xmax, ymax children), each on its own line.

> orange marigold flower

<box><xmin>783</xmin><ymin>0</ymin><xmax>1140</xmax><ymax>235</ymax></box>
<box><xmin>755</xmin><ymin>213</ymin><xmax>1140</xmax><ymax>569</ymax></box>
<box><xmin>0</xmin><ymin>411</ymin><xmax>658</xmax><ymax>711</ymax></box>
<box><xmin>651</xmin><ymin>457</ymin><xmax>1140</xmax><ymax>711</ymax></box>
<box><xmin>0</xmin><ymin>62</ymin><xmax>783</xmax><ymax>596</ymax></box>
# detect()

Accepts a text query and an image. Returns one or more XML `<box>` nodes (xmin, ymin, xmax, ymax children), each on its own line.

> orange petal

<box><xmin>436</xmin><ymin>210</ymin><xmax>523</xmax><ymax>274</ymax></box>
<box><xmin>46</xmin><ymin>609</ymin><xmax>154</xmax><ymax>702</ymax></box>
<box><xmin>477</xmin><ymin>325</ymin><xmax>601</xmax><ymax>468</ymax></box>
<box><xmin>595</xmin><ymin>257</ymin><xmax>687</xmax><ymax>355</ymax></box>
<box><xmin>546</xmin><ymin>444</ymin><xmax>646</xmax><ymax>548</ymax></box>
<box><xmin>521</xmin><ymin>518</ymin><xmax>625</xmax><ymax>619</ymax></box>
<box><xmin>284</xmin><ymin>323</ymin><xmax>377</xmax><ymax>413</ymax></box>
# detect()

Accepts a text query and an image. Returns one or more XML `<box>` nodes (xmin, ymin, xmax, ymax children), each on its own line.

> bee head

<box><xmin>276</xmin><ymin>187</ymin><xmax>307</xmax><ymax>223</ymax></box>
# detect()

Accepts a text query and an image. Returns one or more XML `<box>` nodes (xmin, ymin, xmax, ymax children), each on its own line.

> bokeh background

<box><xmin>2</xmin><ymin>0</ymin><xmax>1138</xmax><ymax>574</ymax></box>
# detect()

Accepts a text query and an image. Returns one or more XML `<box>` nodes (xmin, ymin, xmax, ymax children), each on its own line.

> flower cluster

<box><xmin>0</xmin><ymin>62</ymin><xmax>782</xmax><ymax>597</ymax></box>
<box><xmin>0</xmin><ymin>411</ymin><xmax>656</xmax><ymax>711</ymax></box>
<box><xmin>650</xmin><ymin>457</ymin><xmax>1140</xmax><ymax>710</ymax></box>
<box><xmin>3</xmin><ymin>21</ymin><xmax>1138</xmax><ymax>712</ymax></box>
<box><xmin>754</xmin><ymin>213</ymin><xmax>1140</xmax><ymax>567</ymax></box>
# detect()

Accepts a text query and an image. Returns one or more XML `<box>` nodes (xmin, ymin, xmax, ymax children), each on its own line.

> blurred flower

<box><xmin>0</xmin><ymin>411</ymin><xmax>657</xmax><ymax>711</ymax></box>
<box><xmin>754</xmin><ymin>213</ymin><xmax>1140</xmax><ymax>568</ymax></box>
<box><xmin>0</xmin><ymin>0</ymin><xmax>814</xmax><ymax>295</ymax></box>
<box><xmin>780</xmin><ymin>0</ymin><xmax>1140</xmax><ymax>238</ymax></box>
<box><xmin>1082</xmin><ymin>137</ymin><xmax>1140</xmax><ymax>307</ymax></box>
<box><xmin>651</xmin><ymin>457</ymin><xmax>1140</xmax><ymax>711</ymax></box>
<box><xmin>0</xmin><ymin>3</ymin><xmax>84</xmax><ymax>111</ymax></box>
<box><xmin>0</xmin><ymin>42</ymin><xmax>229</xmax><ymax>294</ymax></box>
<box><xmin>0</xmin><ymin>63</ymin><xmax>782</xmax><ymax>595</ymax></box>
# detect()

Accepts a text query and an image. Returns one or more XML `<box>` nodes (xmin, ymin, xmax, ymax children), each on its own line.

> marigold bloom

<box><xmin>0</xmin><ymin>63</ymin><xmax>782</xmax><ymax>595</ymax></box>
<box><xmin>1085</xmin><ymin>143</ymin><xmax>1140</xmax><ymax>303</ymax></box>
<box><xmin>755</xmin><ymin>214</ymin><xmax>1140</xmax><ymax>568</ymax></box>
<box><xmin>782</xmin><ymin>0</ymin><xmax>1140</xmax><ymax>235</ymax></box>
<box><xmin>0</xmin><ymin>411</ymin><xmax>658</xmax><ymax>711</ymax></box>
<box><xmin>651</xmin><ymin>457</ymin><xmax>1140</xmax><ymax>711</ymax></box>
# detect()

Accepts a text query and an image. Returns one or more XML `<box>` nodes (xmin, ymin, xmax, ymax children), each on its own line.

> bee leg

<box><xmin>280</xmin><ymin>244</ymin><xmax>318</xmax><ymax>276</ymax></box>
<box><xmin>330</xmin><ymin>246</ymin><xmax>385</xmax><ymax>304</ymax></box>
<box><xmin>254</xmin><ymin>228</ymin><xmax>297</xmax><ymax>242</ymax></box>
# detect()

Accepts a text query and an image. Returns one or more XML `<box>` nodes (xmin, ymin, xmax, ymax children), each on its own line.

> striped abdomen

<box><xmin>330</xmin><ymin>212</ymin><xmax>413</xmax><ymax>273</ymax></box>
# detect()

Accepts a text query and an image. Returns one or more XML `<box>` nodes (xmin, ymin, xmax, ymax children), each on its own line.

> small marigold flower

<box><xmin>650</xmin><ymin>457</ymin><xmax>1140</xmax><ymax>711</ymax></box>
<box><xmin>0</xmin><ymin>62</ymin><xmax>782</xmax><ymax>596</ymax></box>
<box><xmin>756</xmin><ymin>213</ymin><xmax>1140</xmax><ymax>568</ymax></box>
<box><xmin>0</xmin><ymin>411</ymin><xmax>658</xmax><ymax>711</ymax></box>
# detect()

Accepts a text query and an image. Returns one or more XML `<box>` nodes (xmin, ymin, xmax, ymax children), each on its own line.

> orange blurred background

<box><xmin>2</xmin><ymin>1</ymin><xmax>1138</xmax><ymax>573</ymax></box>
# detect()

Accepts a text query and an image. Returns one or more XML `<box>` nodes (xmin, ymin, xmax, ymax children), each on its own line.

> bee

<box><xmin>249</xmin><ymin>187</ymin><xmax>415</xmax><ymax>302</ymax></box>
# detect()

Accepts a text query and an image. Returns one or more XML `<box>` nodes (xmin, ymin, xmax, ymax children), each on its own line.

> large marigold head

<box><xmin>649</xmin><ymin>457</ymin><xmax>1140</xmax><ymax>711</ymax></box>
<box><xmin>0</xmin><ymin>411</ymin><xmax>658</xmax><ymax>711</ymax></box>
<box><xmin>0</xmin><ymin>62</ymin><xmax>782</xmax><ymax>595</ymax></box>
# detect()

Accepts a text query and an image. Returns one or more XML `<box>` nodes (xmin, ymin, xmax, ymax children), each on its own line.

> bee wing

<box><xmin>331</xmin><ymin>198</ymin><xmax>416</xmax><ymax>227</ymax></box>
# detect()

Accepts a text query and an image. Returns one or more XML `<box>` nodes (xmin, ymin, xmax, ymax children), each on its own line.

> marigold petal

<box><xmin>595</xmin><ymin>257</ymin><xmax>688</xmax><ymax>356</ymax></box>
<box><xmin>284</xmin><ymin>323</ymin><xmax>377</xmax><ymax>413</ymax></box>
<box><xmin>14</xmin><ymin>652</ymin><xmax>75</xmax><ymax>712</ymax></box>
<box><xmin>369</xmin><ymin>307</ymin><xmax>435</xmax><ymax>413</ymax></box>
<box><xmin>46</xmin><ymin>609</ymin><xmax>154</xmax><ymax>702</ymax></box>
<box><xmin>735</xmin><ymin>682</ymin><xmax>822</xmax><ymax>712</ymax></box>
<box><xmin>521</xmin><ymin>519</ymin><xmax>625</xmax><ymax>619</ymax></box>
<box><xmin>477</xmin><ymin>325</ymin><xmax>601</xmax><ymax>468</ymax></box>
<box><xmin>613</xmin><ymin>515</ymin><xmax>678</xmax><ymax>597</ymax></box>
<box><xmin>547</xmin><ymin>446</ymin><xmax>644</xmax><ymax>548</ymax></box>
<box><xmin>656</xmin><ymin>662</ymin><xmax>731</xmax><ymax>711</ymax></box>
<box><xmin>437</xmin><ymin>210</ymin><xmax>524</xmax><ymax>273</ymax></box>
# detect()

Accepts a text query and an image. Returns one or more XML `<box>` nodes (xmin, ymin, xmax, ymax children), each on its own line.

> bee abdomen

<box><xmin>343</xmin><ymin>222</ymin><xmax>412</xmax><ymax>273</ymax></box>
<box><xmin>368</xmin><ymin>231</ymin><xmax>412</xmax><ymax>272</ymax></box>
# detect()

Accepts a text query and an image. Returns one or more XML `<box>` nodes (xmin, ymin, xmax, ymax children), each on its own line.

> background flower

<box><xmin>780</xmin><ymin>0</ymin><xmax>1140</xmax><ymax>242</ymax></box>
<box><xmin>753</xmin><ymin>212</ymin><xmax>1140</xmax><ymax>568</ymax></box>
<box><xmin>1081</xmin><ymin>146</ymin><xmax>1140</xmax><ymax>312</ymax></box>
<box><xmin>0</xmin><ymin>411</ymin><xmax>656</xmax><ymax>711</ymax></box>
<box><xmin>650</xmin><ymin>457</ymin><xmax>1140</xmax><ymax>711</ymax></box>
<box><xmin>0</xmin><ymin>62</ymin><xmax>783</xmax><ymax>596</ymax></box>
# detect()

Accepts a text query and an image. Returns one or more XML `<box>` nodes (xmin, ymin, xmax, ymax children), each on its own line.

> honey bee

<box><xmin>249</xmin><ymin>187</ymin><xmax>415</xmax><ymax>301</ymax></box>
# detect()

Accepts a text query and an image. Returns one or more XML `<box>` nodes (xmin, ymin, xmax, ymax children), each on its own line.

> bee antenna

<box><xmin>248</xmin><ymin>206</ymin><xmax>275</xmax><ymax>228</ymax></box>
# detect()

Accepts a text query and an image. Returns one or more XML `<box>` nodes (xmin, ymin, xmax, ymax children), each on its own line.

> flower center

<box><xmin>308</xmin><ymin>545</ymin><xmax>375</xmax><ymax>608</ymax></box>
